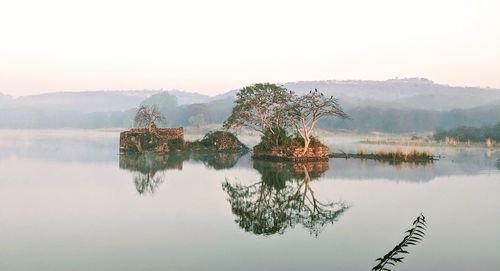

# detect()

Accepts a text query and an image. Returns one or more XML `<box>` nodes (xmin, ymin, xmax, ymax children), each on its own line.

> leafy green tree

<box><xmin>254</xmin><ymin>125</ymin><xmax>292</xmax><ymax>151</ymax></box>
<box><xmin>223</xmin><ymin>83</ymin><xmax>294</xmax><ymax>134</ymax></box>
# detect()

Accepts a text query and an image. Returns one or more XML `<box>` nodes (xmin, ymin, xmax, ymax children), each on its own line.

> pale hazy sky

<box><xmin>1</xmin><ymin>0</ymin><xmax>499</xmax><ymax>96</ymax></box>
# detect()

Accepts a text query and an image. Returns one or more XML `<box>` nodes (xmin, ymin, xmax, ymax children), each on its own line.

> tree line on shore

<box><xmin>0</xmin><ymin>86</ymin><xmax>498</xmax><ymax>133</ymax></box>
<box><xmin>433</xmin><ymin>122</ymin><xmax>500</xmax><ymax>142</ymax></box>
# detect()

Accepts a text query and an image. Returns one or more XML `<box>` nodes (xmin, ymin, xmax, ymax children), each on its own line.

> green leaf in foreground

<box><xmin>372</xmin><ymin>213</ymin><xmax>427</xmax><ymax>271</ymax></box>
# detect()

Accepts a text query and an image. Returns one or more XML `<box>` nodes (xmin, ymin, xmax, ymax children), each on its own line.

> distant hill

<box><xmin>196</xmin><ymin>78</ymin><xmax>500</xmax><ymax>111</ymax></box>
<box><xmin>0</xmin><ymin>78</ymin><xmax>499</xmax><ymax>131</ymax></box>
<box><xmin>2</xmin><ymin>78</ymin><xmax>499</xmax><ymax>112</ymax></box>
<box><xmin>318</xmin><ymin>103</ymin><xmax>500</xmax><ymax>133</ymax></box>
<box><xmin>0</xmin><ymin>93</ymin><xmax>12</xmax><ymax>107</ymax></box>
<box><xmin>1</xmin><ymin>90</ymin><xmax>157</xmax><ymax>113</ymax></box>
<box><xmin>166</xmin><ymin>90</ymin><xmax>212</xmax><ymax>105</ymax></box>
<box><xmin>0</xmin><ymin>89</ymin><xmax>215</xmax><ymax>113</ymax></box>
<box><xmin>283</xmin><ymin>78</ymin><xmax>500</xmax><ymax>111</ymax></box>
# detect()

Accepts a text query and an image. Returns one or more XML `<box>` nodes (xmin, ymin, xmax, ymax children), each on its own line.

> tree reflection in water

<box><xmin>119</xmin><ymin>152</ymin><xmax>187</xmax><ymax>195</ymax></box>
<box><xmin>119</xmin><ymin>151</ymin><xmax>246</xmax><ymax>195</ymax></box>
<box><xmin>223</xmin><ymin>160</ymin><xmax>349</xmax><ymax>236</ymax></box>
<box><xmin>133</xmin><ymin>171</ymin><xmax>163</xmax><ymax>195</ymax></box>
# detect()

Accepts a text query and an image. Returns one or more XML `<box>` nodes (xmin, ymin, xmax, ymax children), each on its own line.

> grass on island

<box><xmin>331</xmin><ymin>147</ymin><xmax>436</xmax><ymax>162</ymax></box>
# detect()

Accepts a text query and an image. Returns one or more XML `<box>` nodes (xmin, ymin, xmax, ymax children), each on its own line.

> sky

<box><xmin>1</xmin><ymin>0</ymin><xmax>499</xmax><ymax>96</ymax></box>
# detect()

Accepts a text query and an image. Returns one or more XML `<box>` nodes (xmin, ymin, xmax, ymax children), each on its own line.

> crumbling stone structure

<box><xmin>119</xmin><ymin>127</ymin><xmax>184</xmax><ymax>153</ymax></box>
<box><xmin>253</xmin><ymin>146</ymin><xmax>329</xmax><ymax>162</ymax></box>
<box><xmin>120</xmin><ymin>128</ymin><xmax>248</xmax><ymax>154</ymax></box>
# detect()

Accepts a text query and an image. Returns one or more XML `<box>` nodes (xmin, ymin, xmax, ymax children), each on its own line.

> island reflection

<box><xmin>189</xmin><ymin>152</ymin><xmax>246</xmax><ymax>170</ymax></box>
<box><xmin>223</xmin><ymin>160</ymin><xmax>349</xmax><ymax>236</ymax></box>
<box><xmin>119</xmin><ymin>152</ymin><xmax>187</xmax><ymax>195</ymax></box>
<box><xmin>119</xmin><ymin>151</ymin><xmax>247</xmax><ymax>195</ymax></box>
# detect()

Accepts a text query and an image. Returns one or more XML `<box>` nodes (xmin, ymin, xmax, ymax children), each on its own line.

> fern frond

<box><xmin>372</xmin><ymin>213</ymin><xmax>427</xmax><ymax>271</ymax></box>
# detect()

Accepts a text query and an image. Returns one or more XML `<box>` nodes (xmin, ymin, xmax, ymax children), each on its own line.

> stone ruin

<box><xmin>253</xmin><ymin>145</ymin><xmax>330</xmax><ymax>162</ymax></box>
<box><xmin>120</xmin><ymin>127</ymin><xmax>248</xmax><ymax>154</ymax></box>
<box><xmin>119</xmin><ymin>127</ymin><xmax>184</xmax><ymax>153</ymax></box>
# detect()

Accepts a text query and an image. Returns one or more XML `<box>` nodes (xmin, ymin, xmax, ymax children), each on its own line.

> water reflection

<box><xmin>190</xmin><ymin>152</ymin><xmax>246</xmax><ymax>170</ymax></box>
<box><xmin>223</xmin><ymin>160</ymin><xmax>349</xmax><ymax>236</ymax></box>
<box><xmin>326</xmin><ymin>152</ymin><xmax>500</xmax><ymax>182</ymax></box>
<box><xmin>119</xmin><ymin>151</ymin><xmax>247</xmax><ymax>195</ymax></box>
<box><xmin>1</xmin><ymin>130</ymin><xmax>498</xmax><ymax>181</ymax></box>
<box><xmin>119</xmin><ymin>152</ymin><xmax>188</xmax><ymax>195</ymax></box>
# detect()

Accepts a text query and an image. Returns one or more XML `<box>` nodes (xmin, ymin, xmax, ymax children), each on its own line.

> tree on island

<box><xmin>134</xmin><ymin>105</ymin><xmax>166</xmax><ymax>128</ymax></box>
<box><xmin>224</xmin><ymin>83</ymin><xmax>349</xmax><ymax>154</ymax></box>
<box><xmin>288</xmin><ymin>89</ymin><xmax>349</xmax><ymax>153</ymax></box>
<box><xmin>223</xmin><ymin>83</ymin><xmax>294</xmax><ymax>134</ymax></box>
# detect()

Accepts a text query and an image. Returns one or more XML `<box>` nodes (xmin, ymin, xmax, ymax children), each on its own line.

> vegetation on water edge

<box><xmin>253</xmin><ymin>126</ymin><xmax>326</xmax><ymax>152</ymax></box>
<box><xmin>167</xmin><ymin>137</ymin><xmax>185</xmax><ymax>150</ymax></box>
<box><xmin>188</xmin><ymin>131</ymin><xmax>249</xmax><ymax>152</ymax></box>
<box><xmin>434</xmin><ymin>122</ymin><xmax>500</xmax><ymax>144</ymax></box>
<box><xmin>331</xmin><ymin>148</ymin><xmax>436</xmax><ymax>163</ymax></box>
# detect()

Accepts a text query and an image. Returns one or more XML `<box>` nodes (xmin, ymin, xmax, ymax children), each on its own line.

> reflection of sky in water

<box><xmin>324</xmin><ymin>134</ymin><xmax>500</xmax><ymax>181</ymax></box>
<box><xmin>1</xmin><ymin>130</ymin><xmax>497</xmax><ymax>182</ymax></box>
<box><xmin>0</xmin><ymin>129</ymin><xmax>119</xmax><ymax>163</ymax></box>
<box><xmin>0</xmin><ymin>130</ymin><xmax>499</xmax><ymax>271</ymax></box>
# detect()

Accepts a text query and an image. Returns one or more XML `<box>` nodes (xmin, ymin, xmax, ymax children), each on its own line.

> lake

<box><xmin>0</xmin><ymin>130</ymin><xmax>499</xmax><ymax>271</ymax></box>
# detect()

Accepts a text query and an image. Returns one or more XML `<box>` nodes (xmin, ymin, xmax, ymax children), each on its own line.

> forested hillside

<box><xmin>1</xmin><ymin>78</ymin><xmax>499</xmax><ymax>133</ymax></box>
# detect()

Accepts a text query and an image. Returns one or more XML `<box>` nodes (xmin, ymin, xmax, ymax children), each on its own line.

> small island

<box><xmin>223</xmin><ymin>83</ymin><xmax>349</xmax><ymax>161</ymax></box>
<box><xmin>120</xmin><ymin>105</ymin><xmax>247</xmax><ymax>154</ymax></box>
<box><xmin>120</xmin><ymin>83</ymin><xmax>437</xmax><ymax>164</ymax></box>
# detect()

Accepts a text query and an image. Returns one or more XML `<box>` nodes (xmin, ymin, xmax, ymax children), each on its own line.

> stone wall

<box><xmin>253</xmin><ymin>146</ymin><xmax>330</xmax><ymax>162</ymax></box>
<box><xmin>120</xmin><ymin>127</ymin><xmax>184</xmax><ymax>153</ymax></box>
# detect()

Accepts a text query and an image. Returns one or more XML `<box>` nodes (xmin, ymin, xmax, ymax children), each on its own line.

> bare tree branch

<box><xmin>287</xmin><ymin>90</ymin><xmax>349</xmax><ymax>153</ymax></box>
<box><xmin>134</xmin><ymin>105</ymin><xmax>166</xmax><ymax>128</ymax></box>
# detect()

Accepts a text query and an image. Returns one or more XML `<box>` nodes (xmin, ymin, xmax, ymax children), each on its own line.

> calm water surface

<box><xmin>0</xmin><ymin>130</ymin><xmax>499</xmax><ymax>271</ymax></box>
